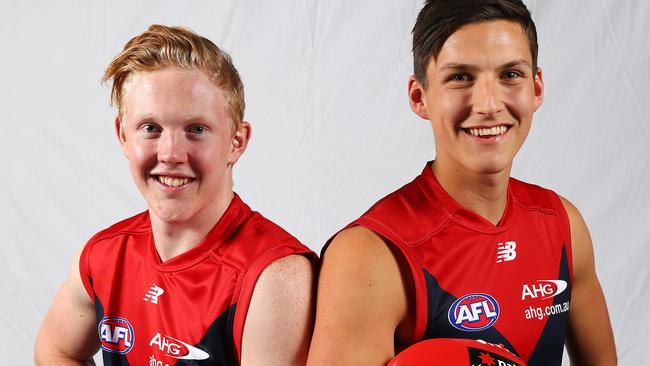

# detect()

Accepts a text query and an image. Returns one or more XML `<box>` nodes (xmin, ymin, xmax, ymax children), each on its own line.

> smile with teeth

<box><xmin>156</xmin><ymin>176</ymin><xmax>191</xmax><ymax>187</ymax></box>
<box><xmin>466</xmin><ymin>126</ymin><xmax>508</xmax><ymax>137</ymax></box>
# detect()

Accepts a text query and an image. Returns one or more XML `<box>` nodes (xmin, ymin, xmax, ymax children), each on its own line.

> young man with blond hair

<box><xmin>35</xmin><ymin>25</ymin><xmax>315</xmax><ymax>366</ymax></box>
<box><xmin>308</xmin><ymin>1</ymin><xmax>616</xmax><ymax>365</ymax></box>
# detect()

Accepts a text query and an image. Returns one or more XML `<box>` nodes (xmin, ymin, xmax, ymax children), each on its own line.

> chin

<box><xmin>150</xmin><ymin>204</ymin><xmax>193</xmax><ymax>224</ymax></box>
<box><xmin>467</xmin><ymin>155</ymin><xmax>511</xmax><ymax>175</ymax></box>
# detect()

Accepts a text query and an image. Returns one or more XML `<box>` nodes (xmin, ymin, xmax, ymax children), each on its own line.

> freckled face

<box><xmin>414</xmin><ymin>20</ymin><xmax>543</xmax><ymax>175</ymax></box>
<box><xmin>117</xmin><ymin>67</ymin><xmax>240</xmax><ymax>224</ymax></box>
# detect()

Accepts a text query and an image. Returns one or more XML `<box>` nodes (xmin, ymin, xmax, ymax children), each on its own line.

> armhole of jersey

<box><xmin>78</xmin><ymin>240</ymin><xmax>96</xmax><ymax>304</ymax></box>
<box><xmin>231</xmin><ymin>245</ymin><xmax>316</xmax><ymax>363</ymax></box>
<box><xmin>352</xmin><ymin>218</ymin><xmax>427</xmax><ymax>343</ymax></box>
<box><xmin>546</xmin><ymin>190</ymin><xmax>574</xmax><ymax>284</ymax></box>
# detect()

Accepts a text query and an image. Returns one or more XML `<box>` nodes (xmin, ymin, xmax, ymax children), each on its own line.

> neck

<box><xmin>150</xmin><ymin>190</ymin><xmax>234</xmax><ymax>262</ymax></box>
<box><xmin>431</xmin><ymin>159</ymin><xmax>511</xmax><ymax>225</ymax></box>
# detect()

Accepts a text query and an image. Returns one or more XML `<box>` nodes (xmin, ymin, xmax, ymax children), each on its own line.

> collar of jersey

<box><xmin>419</xmin><ymin>161</ymin><xmax>514</xmax><ymax>234</ymax></box>
<box><xmin>148</xmin><ymin>192</ymin><xmax>249</xmax><ymax>272</ymax></box>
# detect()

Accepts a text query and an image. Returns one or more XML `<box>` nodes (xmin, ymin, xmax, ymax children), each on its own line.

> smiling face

<box><xmin>117</xmin><ymin>67</ymin><xmax>249</xmax><ymax>225</ymax></box>
<box><xmin>409</xmin><ymin>20</ymin><xmax>544</xmax><ymax>176</ymax></box>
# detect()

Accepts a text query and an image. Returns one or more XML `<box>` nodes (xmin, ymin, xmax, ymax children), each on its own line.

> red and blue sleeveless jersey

<box><xmin>335</xmin><ymin>163</ymin><xmax>573</xmax><ymax>365</ymax></box>
<box><xmin>79</xmin><ymin>193</ymin><xmax>315</xmax><ymax>366</ymax></box>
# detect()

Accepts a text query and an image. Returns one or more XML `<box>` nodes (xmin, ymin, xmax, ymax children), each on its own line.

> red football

<box><xmin>387</xmin><ymin>338</ymin><xmax>527</xmax><ymax>366</ymax></box>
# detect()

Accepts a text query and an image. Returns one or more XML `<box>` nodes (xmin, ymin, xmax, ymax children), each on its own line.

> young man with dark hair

<box><xmin>308</xmin><ymin>1</ymin><xmax>616</xmax><ymax>365</ymax></box>
<box><xmin>35</xmin><ymin>25</ymin><xmax>316</xmax><ymax>366</ymax></box>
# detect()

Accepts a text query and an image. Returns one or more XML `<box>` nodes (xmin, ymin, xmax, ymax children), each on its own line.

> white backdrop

<box><xmin>1</xmin><ymin>1</ymin><xmax>648</xmax><ymax>364</ymax></box>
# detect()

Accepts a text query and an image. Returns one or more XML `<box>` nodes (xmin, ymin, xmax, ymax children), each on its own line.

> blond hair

<box><xmin>103</xmin><ymin>24</ymin><xmax>244</xmax><ymax>133</ymax></box>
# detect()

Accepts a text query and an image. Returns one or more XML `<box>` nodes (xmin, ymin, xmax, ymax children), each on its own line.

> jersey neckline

<box><xmin>418</xmin><ymin>161</ymin><xmax>514</xmax><ymax>234</ymax></box>
<box><xmin>147</xmin><ymin>193</ymin><xmax>250</xmax><ymax>272</ymax></box>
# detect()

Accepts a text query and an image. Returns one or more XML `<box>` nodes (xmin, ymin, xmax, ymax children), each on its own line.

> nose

<box><xmin>158</xmin><ymin>131</ymin><xmax>188</xmax><ymax>164</ymax></box>
<box><xmin>472</xmin><ymin>77</ymin><xmax>504</xmax><ymax>116</ymax></box>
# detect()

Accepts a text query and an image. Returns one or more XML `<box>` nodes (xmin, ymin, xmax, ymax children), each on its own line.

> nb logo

<box><xmin>143</xmin><ymin>284</ymin><xmax>164</xmax><ymax>304</ymax></box>
<box><xmin>496</xmin><ymin>241</ymin><xmax>517</xmax><ymax>263</ymax></box>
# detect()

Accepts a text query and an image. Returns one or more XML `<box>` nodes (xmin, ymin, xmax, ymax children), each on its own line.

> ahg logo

<box><xmin>149</xmin><ymin>332</ymin><xmax>209</xmax><ymax>360</ymax></box>
<box><xmin>521</xmin><ymin>280</ymin><xmax>567</xmax><ymax>300</ymax></box>
<box><xmin>496</xmin><ymin>241</ymin><xmax>517</xmax><ymax>263</ymax></box>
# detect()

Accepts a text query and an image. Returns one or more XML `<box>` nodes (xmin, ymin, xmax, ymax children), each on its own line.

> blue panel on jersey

<box><xmin>422</xmin><ymin>269</ymin><xmax>520</xmax><ymax>357</ymax></box>
<box><xmin>526</xmin><ymin>244</ymin><xmax>571</xmax><ymax>366</ymax></box>
<box><xmin>91</xmin><ymin>276</ymin><xmax>131</xmax><ymax>366</ymax></box>
<box><xmin>176</xmin><ymin>304</ymin><xmax>238</xmax><ymax>366</ymax></box>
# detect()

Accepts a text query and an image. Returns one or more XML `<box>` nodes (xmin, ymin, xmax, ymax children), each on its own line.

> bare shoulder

<box><xmin>321</xmin><ymin>225</ymin><xmax>408</xmax><ymax>311</ymax></box>
<box><xmin>323</xmin><ymin>225</ymin><xmax>396</xmax><ymax>268</ymax></box>
<box><xmin>258</xmin><ymin>254</ymin><xmax>314</xmax><ymax>284</ymax></box>
<box><xmin>308</xmin><ymin>226</ymin><xmax>409</xmax><ymax>365</ymax></box>
<box><xmin>558</xmin><ymin>195</ymin><xmax>593</xmax><ymax>276</ymax></box>
<box><xmin>247</xmin><ymin>253</ymin><xmax>315</xmax><ymax>317</ymax></box>
<box><xmin>247</xmin><ymin>254</ymin><xmax>314</xmax><ymax>311</ymax></box>
<box><xmin>321</xmin><ymin>225</ymin><xmax>409</xmax><ymax>324</ymax></box>
<box><xmin>558</xmin><ymin>196</ymin><xmax>617</xmax><ymax>364</ymax></box>
<box><xmin>320</xmin><ymin>225</ymin><xmax>409</xmax><ymax>311</ymax></box>
<box><xmin>241</xmin><ymin>254</ymin><xmax>315</xmax><ymax>366</ymax></box>
<box><xmin>558</xmin><ymin>194</ymin><xmax>587</xmax><ymax>232</ymax></box>
<box><xmin>34</xmin><ymin>248</ymin><xmax>99</xmax><ymax>365</ymax></box>
<box><xmin>250</xmin><ymin>254</ymin><xmax>314</xmax><ymax>308</ymax></box>
<box><xmin>558</xmin><ymin>195</ymin><xmax>582</xmax><ymax>223</ymax></box>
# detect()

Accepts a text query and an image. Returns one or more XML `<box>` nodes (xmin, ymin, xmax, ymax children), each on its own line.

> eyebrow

<box><xmin>131</xmin><ymin>114</ymin><xmax>212</xmax><ymax>125</ymax></box>
<box><xmin>438</xmin><ymin>59</ymin><xmax>532</xmax><ymax>73</ymax></box>
<box><xmin>498</xmin><ymin>59</ymin><xmax>532</xmax><ymax>70</ymax></box>
<box><xmin>130</xmin><ymin>113</ymin><xmax>157</xmax><ymax>123</ymax></box>
<box><xmin>439</xmin><ymin>63</ymin><xmax>478</xmax><ymax>73</ymax></box>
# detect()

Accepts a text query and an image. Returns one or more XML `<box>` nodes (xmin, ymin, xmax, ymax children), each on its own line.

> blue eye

<box><xmin>449</xmin><ymin>74</ymin><xmax>471</xmax><ymax>82</ymax></box>
<box><xmin>188</xmin><ymin>125</ymin><xmax>206</xmax><ymax>134</ymax></box>
<box><xmin>143</xmin><ymin>124</ymin><xmax>160</xmax><ymax>133</ymax></box>
<box><xmin>502</xmin><ymin>71</ymin><xmax>521</xmax><ymax>80</ymax></box>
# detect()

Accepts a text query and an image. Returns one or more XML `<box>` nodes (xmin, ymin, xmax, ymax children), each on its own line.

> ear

<box><xmin>533</xmin><ymin>67</ymin><xmax>544</xmax><ymax>112</ymax></box>
<box><xmin>114</xmin><ymin>116</ymin><xmax>128</xmax><ymax>157</ymax></box>
<box><xmin>228</xmin><ymin>121</ymin><xmax>251</xmax><ymax>165</ymax></box>
<box><xmin>408</xmin><ymin>75</ymin><xmax>430</xmax><ymax>120</ymax></box>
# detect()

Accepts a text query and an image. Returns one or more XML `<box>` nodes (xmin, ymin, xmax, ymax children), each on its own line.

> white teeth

<box><xmin>157</xmin><ymin>176</ymin><xmax>190</xmax><ymax>187</ymax></box>
<box><xmin>468</xmin><ymin>126</ymin><xmax>508</xmax><ymax>137</ymax></box>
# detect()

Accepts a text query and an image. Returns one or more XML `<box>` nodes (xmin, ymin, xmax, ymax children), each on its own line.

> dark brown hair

<box><xmin>412</xmin><ymin>0</ymin><xmax>538</xmax><ymax>87</ymax></box>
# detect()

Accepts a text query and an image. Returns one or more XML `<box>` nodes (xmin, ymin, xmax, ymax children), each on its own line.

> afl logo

<box><xmin>98</xmin><ymin>317</ymin><xmax>135</xmax><ymax>354</ymax></box>
<box><xmin>448</xmin><ymin>293</ymin><xmax>500</xmax><ymax>331</ymax></box>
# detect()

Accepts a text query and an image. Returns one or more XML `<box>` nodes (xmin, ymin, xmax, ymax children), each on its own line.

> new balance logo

<box><xmin>496</xmin><ymin>241</ymin><xmax>517</xmax><ymax>263</ymax></box>
<box><xmin>143</xmin><ymin>284</ymin><xmax>164</xmax><ymax>304</ymax></box>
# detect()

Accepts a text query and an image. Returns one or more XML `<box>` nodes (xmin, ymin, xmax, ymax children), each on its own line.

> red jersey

<box><xmin>79</xmin><ymin>193</ymin><xmax>315</xmax><ymax>365</ymax></box>
<box><xmin>329</xmin><ymin>163</ymin><xmax>573</xmax><ymax>365</ymax></box>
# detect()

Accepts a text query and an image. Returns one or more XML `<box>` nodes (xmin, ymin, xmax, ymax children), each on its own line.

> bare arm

<box><xmin>561</xmin><ymin>197</ymin><xmax>617</xmax><ymax>365</ymax></box>
<box><xmin>241</xmin><ymin>254</ymin><xmax>314</xmax><ymax>366</ymax></box>
<box><xmin>307</xmin><ymin>226</ymin><xmax>410</xmax><ymax>366</ymax></box>
<box><xmin>34</xmin><ymin>249</ymin><xmax>100</xmax><ymax>365</ymax></box>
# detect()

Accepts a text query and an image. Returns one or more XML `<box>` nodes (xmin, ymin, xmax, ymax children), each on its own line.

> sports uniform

<box><xmin>79</xmin><ymin>193</ymin><xmax>315</xmax><ymax>366</ymax></box>
<box><xmin>328</xmin><ymin>162</ymin><xmax>572</xmax><ymax>365</ymax></box>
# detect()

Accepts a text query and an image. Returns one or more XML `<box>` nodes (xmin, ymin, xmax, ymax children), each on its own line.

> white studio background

<box><xmin>1</xmin><ymin>1</ymin><xmax>647</xmax><ymax>364</ymax></box>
